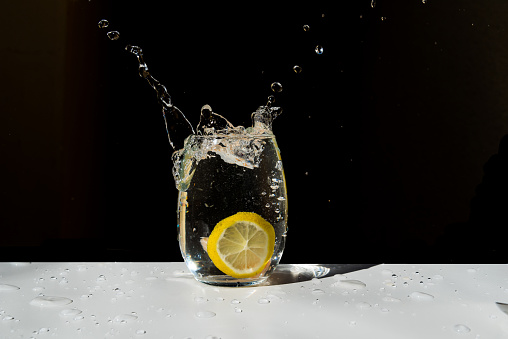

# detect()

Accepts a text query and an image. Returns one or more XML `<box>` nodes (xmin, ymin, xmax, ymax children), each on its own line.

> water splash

<box><xmin>125</xmin><ymin>45</ymin><xmax>195</xmax><ymax>150</ymax></box>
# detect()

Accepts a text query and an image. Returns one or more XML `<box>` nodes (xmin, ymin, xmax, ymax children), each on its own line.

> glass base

<box><xmin>195</xmin><ymin>274</ymin><xmax>268</xmax><ymax>287</ymax></box>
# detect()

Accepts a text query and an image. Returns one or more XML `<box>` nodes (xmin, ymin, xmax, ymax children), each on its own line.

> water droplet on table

<box><xmin>356</xmin><ymin>302</ymin><xmax>372</xmax><ymax>310</ymax></box>
<box><xmin>194</xmin><ymin>296</ymin><xmax>207</xmax><ymax>303</ymax></box>
<box><xmin>195</xmin><ymin>311</ymin><xmax>216</xmax><ymax>318</ymax></box>
<box><xmin>114</xmin><ymin>314</ymin><xmax>138</xmax><ymax>323</ymax></box>
<box><xmin>98</xmin><ymin>19</ymin><xmax>109</xmax><ymax>29</ymax></box>
<box><xmin>312</xmin><ymin>289</ymin><xmax>325</xmax><ymax>294</ymax></box>
<box><xmin>30</xmin><ymin>296</ymin><xmax>73</xmax><ymax>307</ymax></box>
<box><xmin>409</xmin><ymin>291</ymin><xmax>434</xmax><ymax>301</ymax></box>
<box><xmin>59</xmin><ymin>309</ymin><xmax>82</xmax><ymax>317</ymax></box>
<box><xmin>333</xmin><ymin>280</ymin><xmax>367</xmax><ymax>289</ymax></box>
<box><xmin>136</xmin><ymin>329</ymin><xmax>147</xmax><ymax>335</ymax></box>
<box><xmin>453</xmin><ymin>324</ymin><xmax>471</xmax><ymax>333</ymax></box>
<box><xmin>0</xmin><ymin>284</ymin><xmax>20</xmax><ymax>291</ymax></box>
<box><xmin>231</xmin><ymin>299</ymin><xmax>241</xmax><ymax>304</ymax></box>
<box><xmin>258</xmin><ymin>298</ymin><xmax>270</xmax><ymax>304</ymax></box>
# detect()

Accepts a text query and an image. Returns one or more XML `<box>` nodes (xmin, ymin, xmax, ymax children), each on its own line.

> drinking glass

<box><xmin>176</xmin><ymin>134</ymin><xmax>287</xmax><ymax>286</ymax></box>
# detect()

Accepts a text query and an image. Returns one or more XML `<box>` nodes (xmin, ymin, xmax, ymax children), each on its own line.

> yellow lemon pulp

<box><xmin>207</xmin><ymin>212</ymin><xmax>275</xmax><ymax>278</ymax></box>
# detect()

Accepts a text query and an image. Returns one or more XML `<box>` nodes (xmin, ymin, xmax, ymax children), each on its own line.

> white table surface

<box><xmin>0</xmin><ymin>262</ymin><xmax>507</xmax><ymax>339</ymax></box>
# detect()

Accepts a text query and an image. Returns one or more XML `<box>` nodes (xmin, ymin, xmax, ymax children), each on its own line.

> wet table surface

<box><xmin>0</xmin><ymin>262</ymin><xmax>507</xmax><ymax>338</ymax></box>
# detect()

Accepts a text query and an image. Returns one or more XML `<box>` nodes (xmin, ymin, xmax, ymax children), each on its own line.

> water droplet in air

<box><xmin>98</xmin><ymin>19</ymin><xmax>109</xmax><ymax>29</ymax></box>
<box><xmin>30</xmin><ymin>296</ymin><xmax>73</xmax><ymax>307</ymax></box>
<box><xmin>371</xmin><ymin>0</ymin><xmax>376</xmax><ymax>8</ymax></box>
<box><xmin>381</xmin><ymin>17</ymin><xmax>387</xmax><ymax>21</ymax></box>
<box><xmin>107</xmin><ymin>31</ymin><xmax>120</xmax><ymax>41</ymax></box>
<box><xmin>0</xmin><ymin>284</ymin><xmax>20</xmax><ymax>291</ymax></box>
<box><xmin>195</xmin><ymin>311</ymin><xmax>216</xmax><ymax>318</ymax></box>
<box><xmin>453</xmin><ymin>324</ymin><xmax>471</xmax><ymax>333</ymax></box>
<box><xmin>315</xmin><ymin>45</ymin><xmax>324</xmax><ymax>55</ymax></box>
<box><xmin>409</xmin><ymin>291</ymin><xmax>434</xmax><ymax>301</ymax></box>
<box><xmin>422</xmin><ymin>0</ymin><xmax>427</xmax><ymax>3</ymax></box>
<box><xmin>271</xmin><ymin>82</ymin><xmax>283</xmax><ymax>93</ymax></box>
<box><xmin>293</xmin><ymin>65</ymin><xmax>302</xmax><ymax>73</ymax></box>
<box><xmin>303</xmin><ymin>25</ymin><xmax>310</xmax><ymax>32</ymax></box>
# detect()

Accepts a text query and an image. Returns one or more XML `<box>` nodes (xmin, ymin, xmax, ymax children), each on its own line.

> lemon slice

<box><xmin>207</xmin><ymin>212</ymin><xmax>275</xmax><ymax>278</ymax></box>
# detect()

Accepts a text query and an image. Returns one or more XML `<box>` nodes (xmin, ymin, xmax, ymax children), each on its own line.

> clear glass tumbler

<box><xmin>176</xmin><ymin>133</ymin><xmax>287</xmax><ymax>286</ymax></box>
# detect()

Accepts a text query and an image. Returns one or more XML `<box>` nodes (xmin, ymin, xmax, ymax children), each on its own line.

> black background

<box><xmin>1</xmin><ymin>1</ymin><xmax>507</xmax><ymax>263</ymax></box>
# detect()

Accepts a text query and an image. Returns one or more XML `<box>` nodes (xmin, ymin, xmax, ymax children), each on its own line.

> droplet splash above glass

<box><xmin>107</xmin><ymin>31</ymin><xmax>120</xmax><ymax>41</ymax></box>
<box><xmin>97</xmin><ymin>19</ymin><xmax>109</xmax><ymax>29</ymax></box>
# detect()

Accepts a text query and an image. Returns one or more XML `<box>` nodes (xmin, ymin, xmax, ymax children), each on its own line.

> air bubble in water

<box><xmin>315</xmin><ymin>45</ymin><xmax>324</xmax><ymax>55</ymax></box>
<box><xmin>271</xmin><ymin>82</ymin><xmax>283</xmax><ymax>93</ymax></box>
<box><xmin>107</xmin><ymin>31</ymin><xmax>120</xmax><ymax>41</ymax></box>
<box><xmin>293</xmin><ymin>65</ymin><xmax>302</xmax><ymax>74</ymax></box>
<box><xmin>98</xmin><ymin>19</ymin><xmax>109</xmax><ymax>29</ymax></box>
<box><xmin>303</xmin><ymin>25</ymin><xmax>310</xmax><ymax>32</ymax></box>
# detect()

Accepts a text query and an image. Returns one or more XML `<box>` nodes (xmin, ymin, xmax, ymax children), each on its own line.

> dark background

<box><xmin>1</xmin><ymin>0</ymin><xmax>507</xmax><ymax>263</ymax></box>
